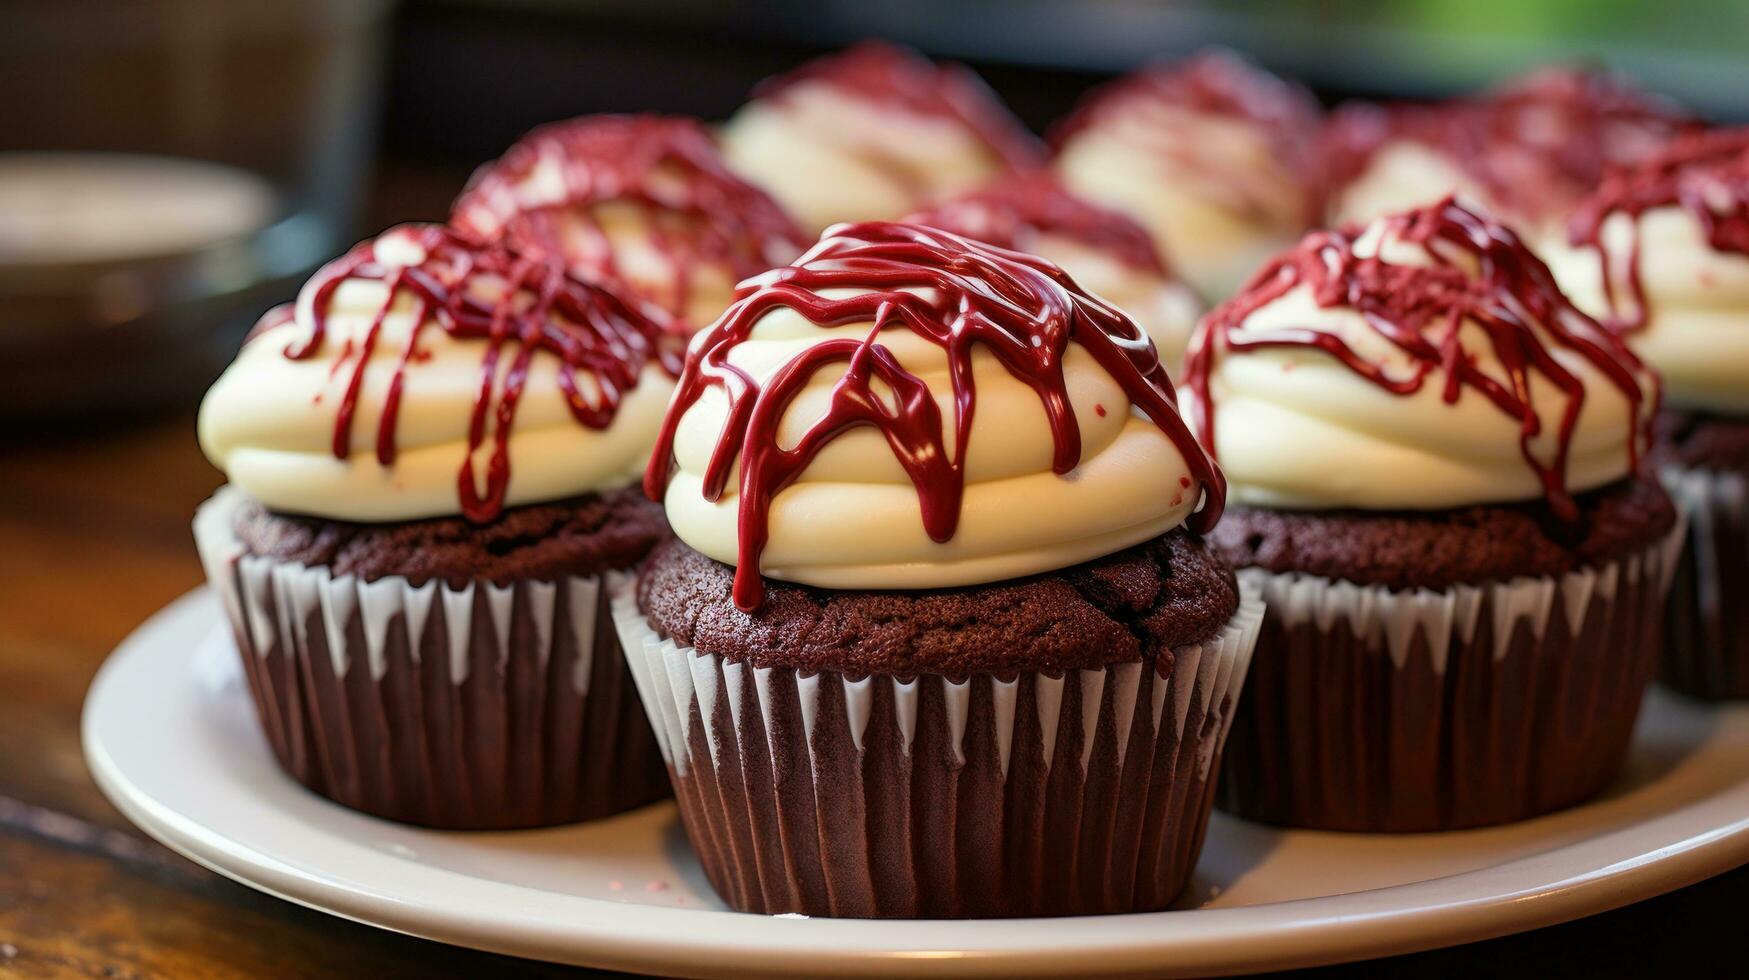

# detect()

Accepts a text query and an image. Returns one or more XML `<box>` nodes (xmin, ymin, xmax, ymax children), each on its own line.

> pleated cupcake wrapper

<box><xmin>1220</xmin><ymin>519</ymin><xmax>1686</xmax><ymax>832</ymax></box>
<box><xmin>610</xmin><ymin>582</ymin><xmax>1265</xmax><ymax>918</ymax></box>
<box><xmin>192</xmin><ymin>486</ymin><xmax>668</xmax><ymax>829</ymax></box>
<box><xmin>1660</xmin><ymin>466</ymin><xmax>1749</xmax><ymax>699</ymax></box>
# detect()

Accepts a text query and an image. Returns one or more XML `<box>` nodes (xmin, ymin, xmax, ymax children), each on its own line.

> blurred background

<box><xmin>3</xmin><ymin>0</ymin><xmax>1747</xmax><ymax>422</ymax></box>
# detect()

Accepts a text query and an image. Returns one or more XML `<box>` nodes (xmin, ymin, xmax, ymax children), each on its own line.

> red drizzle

<box><xmin>645</xmin><ymin>221</ymin><xmax>1223</xmax><ymax>611</ymax></box>
<box><xmin>271</xmin><ymin>224</ymin><xmax>684</xmax><ymax>523</ymax></box>
<box><xmin>1183</xmin><ymin>197</ymin><xmax>1651</xmax><ymax>522</ymax></box>
<box><xmin>1324</xmin><ymin>67</ymin><xmax>1694</xmax><ymax>223</ymax></box>
<box><xmin>1568</xmin><ymin>128</ymin><xmax>1749</xmax><ymax>333</ymax></box>
<box><xmin>755</xmin><ymin>41</ymin><xmax>1045</xmax><ymax>173</ymax></box>
<box><xmin>1050</xmin><ymin>51</ymin><xmax>1323</xmax><ymax>225</ymax></box>
<box><xmin>906</xmin><ymin>172</ymin><xmax>1171</xmax><ymax>276</ymax></box>
<box><xmin>451</xmin><ymin>115</ymin><xmax>806</xmax><ymax>326</ymax></box>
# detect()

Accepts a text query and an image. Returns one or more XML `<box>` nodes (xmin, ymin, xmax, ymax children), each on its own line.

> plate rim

<box><xmin>83</xmin><ymin>587</ymin><xmax>1749</xmax><ymax>978</ymax></box>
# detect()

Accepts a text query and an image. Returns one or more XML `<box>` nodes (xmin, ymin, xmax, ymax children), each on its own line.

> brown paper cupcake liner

<box><xmin>193</xmin><ymin>486</ymin><xmax>669</xmax><ymax>829</ymax></box>
<box><xmin>1661</xmin><ymin>467</ymin><xmax>1749</xmax><ymax>700</ymax></box>
<box><xmin>1219</xmin><ymin>521</ymin><xmax>1685</xmax><ymax>832</ymax></box>
<box><xmin>611</xmin><ymin>582</ymin><xmax>1264</xmax><ymax>918</ymax></box>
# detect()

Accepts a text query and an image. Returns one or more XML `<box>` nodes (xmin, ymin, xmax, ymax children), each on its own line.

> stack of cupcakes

<box><xmin>195</xmin><ymin>224</ymin><xmax>683</xmax><ymax>827</ymax></box>
<box><xmin>1184</xmin><ymin>197</ymin><xmax>1683</xmax><ymax>831</ymax></box>
<box><xmin>1550</xmin><ymin>129</ymin><xmax>1749</xmax><ymax>698</ymax></box>
<box><xmin>618</xmin><ymin>222</ymin><xmax>1263</xmax><ymax>917</ymax></box>
<box><xmin>187</xmin><ymin>42</ymin><xmax>1731</xmax><ymax>919</ymax></box>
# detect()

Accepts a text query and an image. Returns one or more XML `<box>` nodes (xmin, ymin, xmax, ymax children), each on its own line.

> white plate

<box><xmin>84</xmin><ymin>588</ymin><xmax>1749</xmax><ymax>978</ymax></box>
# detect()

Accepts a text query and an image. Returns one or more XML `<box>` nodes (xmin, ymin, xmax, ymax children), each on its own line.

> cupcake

<box><xmin>1548</xmin><ymin>129</ymin><xmax>1749</xmax><ymax>698</ymax></box>
<box><xmin>451</xmin><ymin>114</ymin><xmax>806</xmax><ymax>332</ymax></box>
<box><xmin>617</xmin><ymin>222</ymin><xmax>1263</xmax><ymax>917</ymax></box>
<box><xmin>1184</xmin><ymin>198</ymin><xmax>1682</xmax><ymax>832</ymax></box>
<box><xmin>906</xmin><ymin>173</ymin><xmax>1203</xmax><ymax>373</ymax></box>
<box><xmin>1324</xmin><ymin>67</ymin><xmax>1693</xmax><ymax>233</ymax></box>
<box><xmin>718</xmin><ymin>41</ymin><xmax>1044</xmax><ymax>235</ymax></box>
<box><xmin>1051</xmin><ymin>51</ymin><xmax>1322</xmax><ymax>301</ymax></box>
<box><xmin>194</xmin><ymin>224</ymin><xmax>683</xmax><ymax>828</ymax></box>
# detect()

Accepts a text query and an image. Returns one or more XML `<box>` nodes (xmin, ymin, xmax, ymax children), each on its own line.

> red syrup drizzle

<box><xmin>644</xmin><ymin>221</ymin><xmax>1224</xmax><ymax>611</ymax></box>
<box><xmin>906</xmin><ymin>172</ymin><xmax>1171</xmax><ymax>276</ymax></box>
<box><xmin>1049</xmin><ymin>51</ymin><xmax>1323</xmax><ymax>225</ymax></box>
<box><xmin>1323</xmin><ymin>67</ymin><xmax>1695</xmax><ymax>223</ymax></box>
<box><xmin>1568</xmin><ymin>128</ymin><xmax>1749</xmax><ymax>333</ymax></box>
<box><xmin>754</xmin><ymin>41</ymin><xmax>1045</xmax><ymax>184</ymax></box>
<box><xmin>1182</xmin><ymin>197</ymin><xmax>1651</xmax><ymax>523</ymax></box>
<box><xmin>451</xmin><ymin>115</ymin><xmax>806</xmax><ymax>326</ymax></box>
<box><xmin>267</xmin><ymin>224</ymin><xmax>684</xmax><ymax>523</ymax></box>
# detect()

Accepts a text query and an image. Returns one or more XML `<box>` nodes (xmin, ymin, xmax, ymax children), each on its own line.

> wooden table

<box><xmin>0</xmin><ymin>412</ymin><xmax>1742</xmax><ymax>978</ymax></box>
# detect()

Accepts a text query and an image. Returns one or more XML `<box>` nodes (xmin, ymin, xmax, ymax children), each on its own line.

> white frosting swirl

<box><xmin>1054</xmin><ymin>108</ymin><xmax>1308</xmax><ymax>301</ymax></box>
<box><xmin>200</xmin><ymin>227</ymin><xmax>675</xmax><ymax>522</ymax></box>
<box><xmin>1192</xmin><ymin>213</ymin><xmax>1651</xmax><ymax>511</ymax></box>
<box><xmin>1545</xmin><ymin>206</ymin><xmax>1749</xmax><ymax>414</ymax></box>
<box><xmin>662</xmin><ymin>292</ymin><xmax>1204</xmax><ymax>590</ymax></box>
<box><xmin>721</xmin><ymin>85</ymin><xmax>1010</xmax><ymax>235</ymax></box>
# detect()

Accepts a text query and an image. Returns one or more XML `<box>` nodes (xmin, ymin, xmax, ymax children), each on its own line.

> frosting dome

<box><xmin>1184</xmin><ymin>198</ymin><xmax>1654</xmax><ymax>518</ymax></box>
<box><xmin>451</xmin><ymin>114</ymin><xmax>805</xmax><ymax>331</ymax></box>
<box><xmin>1550</xmin><ymin>128</ymin><xmax>1749</xmax><ymax>414</ymax></box>
<box><xmin>719</xmin><ymin>42</ymin><xmax>1044</xmax><ymax>235</ymax></box>
<box><xmin>1051</xmin><ymin>51</ymin><xmax>1322</xmax><ymax>300</ymax></box>
<box><xmin>200</xmin><ymin>224</ymin><xmax>685</xmax><ymax>523</ymax></box>
<box><xmin>1326</xmin><ymin>68</ymin><xmax>1693</xmax><ymax>231</ymax></box>
<box><xmin>906</xmin><ymin>174</ymin><xmax>1203</xmax><ymax>371</ymax></box>
<box><xmin>646</xmin><ymin>221</ymin><xmax>1223</xmax><ymax>610</ymax></box>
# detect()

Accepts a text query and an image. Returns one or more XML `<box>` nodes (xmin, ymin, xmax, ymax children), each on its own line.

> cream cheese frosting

<box><xmin>645</xmin><ymin>222</ymin><xmax>1222</xmax><ymax>608</ymax></box>
<box><xmin>1051</xmin><ymin>53</ymin><xmax>1321</xmax><ymax>301</ymax></box>
<box><xmin>451</xmin><ymin>115</ymin><xmax>804</xmax><ymax>331</ymax></box>
<box><xmin>1548</xmin><ymin>129</ymin><xmax>1749</xmax><ymax>415</ymax></box>
<box><xmin>1184</xmin><ymin>199</ymin><xmax>1654</xmax><ymax>515</ymax></box>
<box><xmin>200</xmin><ymin>224</ymin><xmax>683</xmax><ymax>523</ymax></box>
<box><xmin>718</xmin><ymin>42</ymin><xmax>1043</xmax><ymax>236</ymax></box>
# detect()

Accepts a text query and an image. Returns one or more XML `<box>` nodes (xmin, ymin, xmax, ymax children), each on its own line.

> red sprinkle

<box><xmin>646</xmin><ymin>222</ymin><xmax>1222</xmax><ymax>611</ymax></box>
<box><xmin>452</xmin><ymin>115</ymin><xmax>806</xmax><ymax>326</ymax></box>
<box><xmin>1184</xmin><ymin>197</ymin><xmax>1651</xmax><ymax>523</ymax></box>
<box><xmin>1567</xmin><ymin>128</ymin><xmax>1749</xmax><ymax>333</ymax></box>
<box><xmin>268</xmin><ymin>224</ymin><xmax>684</xmax><ymax>523</ymax></box>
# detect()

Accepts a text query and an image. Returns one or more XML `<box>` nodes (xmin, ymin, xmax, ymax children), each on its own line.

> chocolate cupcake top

<box><xmin>1183</xmin><ymin>197</ymin><xmax>1655</xmax><ymax>521</ymax></box>
<box><xmin>646</xmin><ymin>221</ymin><xmax>1223</xmax><ymax>611</ymax></box>
<box><xmin>451</xmin><ymin>115</ymin><xmax>805</xmax><ymax>332</ymax></box>
<box><xmin>199</xmin><ymin>224</ymin><xmax>684</xmax><ymax>523</ymax></box>
<box><xmin>906</xmin><ymin>174</ymin><xmax>1203</xmax><ymax>370</ymax></box>
<box><xmin>1325</xmin><ymin>67</ymin><xmax>1693</xmax><ymax>231</ymax></box>
<box><xmin>1050</xmin><ymin>51</ymin><xmax>1322</xmax><ymax>298</ymax></box>
<box><xmin>1547</xmin><ymin>129</ymin><xmax>1749</xmax><ymax>414</ymax></box>
<box><xmin>719</xmin><ymin>42</ymin><xmax>1044</xmax><ymax>235</ymax></box>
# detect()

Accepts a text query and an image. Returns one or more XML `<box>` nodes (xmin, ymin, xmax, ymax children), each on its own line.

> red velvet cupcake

<box><xmin>194</xmin><ymin>224</ymin><xmax>682</xmax><ymax>828</ymax></box>
<box><xmin>1547</xmin><ymin>129</ymin><xmax>1749</xmax><ymax>698</ymax></box>
<box><xmin>617</xmin><ymin>222</ymin><xmax>1262</xmax><ymax>917</ymax></box>
<box><xmin>1185</xmin><ymin>198</ymin><xmax>1682</xmax><ymax>831</ymax></box>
